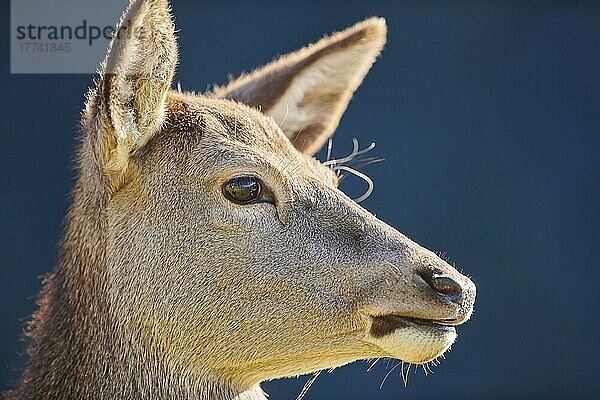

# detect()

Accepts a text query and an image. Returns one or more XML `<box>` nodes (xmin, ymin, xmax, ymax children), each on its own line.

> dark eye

<box><xmin>223</xmin><ymin>176</ymin><xmax>262</xmax><ymax>204</ymax></box>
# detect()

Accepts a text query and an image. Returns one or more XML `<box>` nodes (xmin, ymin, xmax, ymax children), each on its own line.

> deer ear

<box><xmin>212</xmin><ymin>18</ymin><xmax>386</xmax><ymax>155</ymax></box>
<box><xmin>86</xmin><ymin>0</ymin><xmax>177</xmax><ymax>189</ymax></box>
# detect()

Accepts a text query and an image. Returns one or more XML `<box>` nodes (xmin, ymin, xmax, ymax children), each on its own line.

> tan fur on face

<box><xmin>9</xmin><ymin>1</ymin><xmax>475</xmax><ymax>399</ymax></box>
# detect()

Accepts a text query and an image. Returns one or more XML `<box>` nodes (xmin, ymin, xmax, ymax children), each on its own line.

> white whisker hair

<box><xmin>295</xmin><ymin>371</ymin><xmax>322</xmax><ymax>400</ymax></box>
<box><xmin>335</xmin><ymin>165</ymin><xmax>374</xmax><ymax>203</ymax></box>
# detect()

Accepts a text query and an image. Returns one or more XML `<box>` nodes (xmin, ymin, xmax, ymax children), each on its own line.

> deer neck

<box><xmin>9</xmin><ymin>139</ymin><xmax>266</xmax><ymax>400</ymax></box>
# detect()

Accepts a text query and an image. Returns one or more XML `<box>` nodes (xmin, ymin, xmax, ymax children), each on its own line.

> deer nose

<box><xmin>423</xmin><ymin>274</ymin><xmax>463</xmax><ymax>302</ymax></box>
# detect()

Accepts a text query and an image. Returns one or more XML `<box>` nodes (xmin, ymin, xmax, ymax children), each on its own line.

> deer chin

<box><xmin>366</xmin><ymin>315</ymin><xmax>457</xmax><ymax>364</ymax></box>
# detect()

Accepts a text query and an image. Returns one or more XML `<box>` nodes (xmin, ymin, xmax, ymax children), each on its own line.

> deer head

<box><xmin>12</xmin><ymin>0</ymin><xmax>476</xmax><ymax>398</ymax></box>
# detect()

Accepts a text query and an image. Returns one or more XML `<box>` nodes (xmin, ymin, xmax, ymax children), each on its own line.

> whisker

<box><xmin>295</xmin><ymin>371</ymin><xmax>321</xmax><ymax>400</ymax></box>
<box><xmin>334</xmin><ymin>165</ymin><xmax>374</xmax><ymax>203</ymax></box>
<box><xmin>366</xmin><ymin>358</ymin><xmax>380</xmax><ymax>372</ymax></box>
<box><xmin>383</xmin><ymin>261</ymin><xmax>400</xmax><ymax>279</ymax></box>
<box><xmin>288</xmin><ymin>156</ymin><xmax>312</xmax><ymax>176</ymax></box>
<box><xmin>427</xmin><ymin>361</ymin><xmax>435</xmax><ymax>374</ymax></box>
<box><xmin>326</xmin><ymin>137</ymin><xmax>334</xmax><ymax>162</ymax></box>
<box><xmin>401</xmin><ymin>361</ymin><xmax>411</xmax><ymax>387</ymax></box>
<box><xmin>279</xmin><ymin>103</ymin><xmax>290</xmax><ymax>129</ymax></box>
<box><xmin>380</xmin><ymin>360</ymin><xmax>402</xmax><ymax>389</ymax></box>
<box><xmin>346</xmin><ymin>156</ymin><xmax>385</xmax><ymax>170</ymax></box>
<box><xmin>272</xmin><ymin>123</ymin><xmax>307</xmax><ymax>176</ymax></box>
<box><xmin>324</xmin><ymin>137</ymin><xmax>375</xmax><ymax>167</ymax></box>
<box><xmin>281</xmin><ymin>152</ymin><xmax>302</xmax><ymax>176</ymax></box>
<box><xmin>280</xmin><ymin>134</ymin><xmax>306</xmax><ymax>175</ymax></box>
<box><xmin>355</xmin><ymin>140</ymin><xmax>376</xmax><ymax>157</ymax></box>
<box><xmin>323</xmin><ymin>140</ymin><xmax>353</xmax><ymax>168</ymax></box>
<box><xmin>291</xmin><ymin>125</ymin><xmax>306</xmax><ymax>147</ymax></box>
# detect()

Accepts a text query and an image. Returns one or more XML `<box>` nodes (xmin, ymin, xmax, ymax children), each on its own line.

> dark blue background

<box><xmin>2</xmin><ymin>1</ymin><xmax>599</xmax><ymax>399</ymax></box>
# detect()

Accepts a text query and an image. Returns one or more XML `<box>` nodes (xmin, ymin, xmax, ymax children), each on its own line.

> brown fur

<box><xmin>8</xmin><ymin>1</ymin><xmax>475</xmax><ymax>399</ymax></box>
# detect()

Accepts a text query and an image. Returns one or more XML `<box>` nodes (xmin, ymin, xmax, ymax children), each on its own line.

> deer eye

<box><xmin>223</xmin><ymin>177</ymin><xmax>262</xmax><ymax>204</ymax></box>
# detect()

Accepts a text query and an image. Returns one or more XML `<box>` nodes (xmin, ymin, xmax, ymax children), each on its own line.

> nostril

<box><xmin>426</xmin><ymin>275</ymin><xmax>463</xmax><ymax>302</ymax></box>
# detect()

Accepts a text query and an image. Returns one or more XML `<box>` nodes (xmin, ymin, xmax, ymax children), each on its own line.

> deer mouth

<box><xmin>366</xmin><ymin>314</ymin><xmax>458</xmax><ymax>364</ymax></box>
<box><xmin>370</xmin><ymin>314</ymin><xmax>456</xmax><ymax>338</ymax></box>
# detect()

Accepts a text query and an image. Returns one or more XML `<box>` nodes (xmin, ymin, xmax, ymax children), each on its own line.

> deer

<box><xmin>7</xmin><ymin>0</ymin><xmax>476</xmax><ymax>399</ymax></box>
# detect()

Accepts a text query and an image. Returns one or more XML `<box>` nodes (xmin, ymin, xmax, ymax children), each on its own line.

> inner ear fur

<box><xmin>212</xmin><ymin>17</ymin><xmax>387</xmax><ymax>155</ymax></box>
<box><xmin>85</xmin><ymin>0</ymin><xmax>178</xmax><ymax>191</ymax></box>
